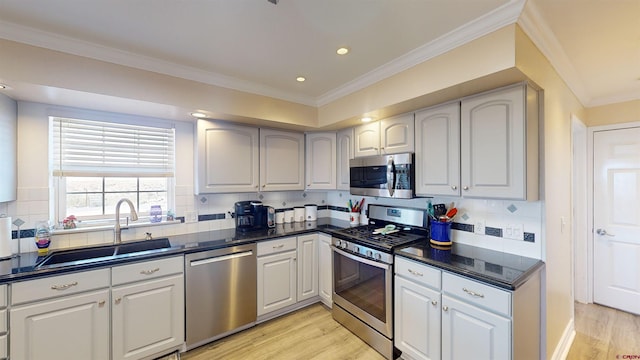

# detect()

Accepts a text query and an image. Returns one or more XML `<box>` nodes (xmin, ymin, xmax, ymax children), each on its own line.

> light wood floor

<box><xmin>567</xmin><ymin>302</ymin><xmax>640</xmax><ymax>359</ymax></box>
<box><xmin>181</xmin><ymin>303</ymin><xmax>385</xmax><ymax>360</ymax></box>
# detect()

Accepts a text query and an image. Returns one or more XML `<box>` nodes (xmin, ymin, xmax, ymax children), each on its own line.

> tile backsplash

<box><xmin>1</xmin><ymin>188</ymin><xmax>543</xmax><ymax>260</ymax></box>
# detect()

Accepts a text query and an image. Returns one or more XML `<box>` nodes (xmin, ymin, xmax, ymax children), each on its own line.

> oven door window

<box><xmin>333</xmin><ymin>250</ymin><xmax>387</xmax><ymax>323</ymax></box>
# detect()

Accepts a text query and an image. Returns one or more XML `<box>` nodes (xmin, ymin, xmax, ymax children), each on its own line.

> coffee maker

<box><xmin>234</xmin><ymin>201</ymin><xmax>275</xmax><ymax>232</ymax></box>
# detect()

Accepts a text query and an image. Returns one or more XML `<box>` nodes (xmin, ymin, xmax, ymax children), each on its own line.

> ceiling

<box><xmin>0</xmin><ymin>0</ymin><xmax>638</xmax><ymax>112</ymax></box>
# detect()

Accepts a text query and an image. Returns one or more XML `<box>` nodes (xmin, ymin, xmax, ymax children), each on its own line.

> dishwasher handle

<box><xmin>190</xmin><ymin>250</ymin><xmax>254</xmax><ymax>267</ymax></box>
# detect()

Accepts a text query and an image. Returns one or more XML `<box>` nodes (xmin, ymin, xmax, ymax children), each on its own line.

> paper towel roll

<box><xmin>0</xmin><ymin>217</ymin><xmax>12</xmax><ymax>259</ymax></box>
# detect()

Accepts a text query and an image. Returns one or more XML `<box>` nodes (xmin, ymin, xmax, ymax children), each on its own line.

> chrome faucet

<box><xmin>114</xmin><ymin>198</ymin><xmax>138</xmax><ymax>244</ymax></box>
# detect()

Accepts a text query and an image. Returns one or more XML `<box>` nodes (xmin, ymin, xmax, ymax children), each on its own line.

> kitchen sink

<box><xmin>36</xmin><ymin>238</ymin><xmax>173</xmax><ymax>269</ymax></box>
<box><xmin>114</xmin><ymin>238</ymin><xmax>172</xmax><ymax>255</ymax></box>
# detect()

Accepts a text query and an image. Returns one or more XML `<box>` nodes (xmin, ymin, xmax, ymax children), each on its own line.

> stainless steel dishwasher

<box><xmin>185</xmin><ymin>243</ymin><xmax>257</xmax><ymax>349</ymax></box>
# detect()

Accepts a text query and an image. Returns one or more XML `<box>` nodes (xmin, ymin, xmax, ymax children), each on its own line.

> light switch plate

<box><xmin>474</xmin><ymin>220</ymin><xmax>485</xmax><ymax>235</ymax></box>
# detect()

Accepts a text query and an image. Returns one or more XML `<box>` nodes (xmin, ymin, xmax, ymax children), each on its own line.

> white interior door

<box><xmin>593</xmin><ymin>127</ymin><xmax>640</xmax><ymax>315</ymax></box>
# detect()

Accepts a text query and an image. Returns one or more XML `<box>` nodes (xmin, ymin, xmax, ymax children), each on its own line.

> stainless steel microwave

<box><xmin>349</xmin><ymin>153</ymin><xmax>415</xmax><ymax>199</ymax></box>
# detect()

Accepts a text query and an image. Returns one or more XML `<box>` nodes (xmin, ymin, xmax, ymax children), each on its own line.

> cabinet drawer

<box><xmin>12</xmin><ymin>268</ymin><xmax>110</xmax><ymax>305</ymax></box>
<box><xmin>442</xmin><ymin>272</ymin><xmax>511</xmax><ymax>316</ymax></box>
<box><xmin>257</xmin><ymin>237</ymin><xmax>297</xmax><ymax>256</ymax></box>
<box><xmin>0</xmin><ymin>285</ymin><xmax>6</xmax><ymax>308</ymax></box>
<box><xmin>112</xmin><ymin>256</ymin><xmax>183</xmax><ymax>286</ymax></box>
<box><xmin>395</xmin><ymin>256</ymin><xmax>441</xmax><ymax>290</ymax></box>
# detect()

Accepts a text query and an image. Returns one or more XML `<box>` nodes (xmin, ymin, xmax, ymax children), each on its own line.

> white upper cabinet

<box><xmin>354</xmin><ymin>114</ymin><xmax>414</xmax><ymax>157</ymax></box>
<box><xmin>415</xmin><ymin>102</ymin><xmax>461</xmax><ymax>197</ymax></box>
<box><xmin>305</xmin><ymin>132</ymin><xmax>336</xmax><ymax>190</ymax></box>
<box><xmin>380</xmin><ymin>113</ymin><xmax>414</xmax><ymax>155</ymax></box>
<box><xmin>0</xmin><ymin>94</ymin><xmax>17</xmax><ymax>202</ymax></box>
<box><xmin>260</xmin><ymin>128</ymin><xmax>305</xmax><ymax>191</ymax></box>
<box><xmin>336</xmin><ymin>128</ymin><xmax>354</xmax><ymax>190</ymax></box>
<box><xmin>196</xmin><ymin>120</ymin><xmax>260</xmax><ymax>193</ymax></box>
<box><xmin>354</xmin><ymin>121</ymin><xmax>380</xmax><ymax>158</ymax></box>
<box><xmin>460</xmin><ymin>83</ymin><xmax>539</xmax><ymax>200</ymax></box>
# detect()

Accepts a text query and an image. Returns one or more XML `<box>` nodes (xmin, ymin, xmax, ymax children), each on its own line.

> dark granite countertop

<box><xmin>0</xmin><ymin>218</ymin><xmax>349</xmax><ymax>283</ymax></box>
<box><xmin>394</xmin><ymin>242</ymin><xmax>545</xmax><ymax>291</ymax></box>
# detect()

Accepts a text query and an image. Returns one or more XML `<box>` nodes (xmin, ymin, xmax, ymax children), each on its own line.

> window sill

<box><xmin>51</xmin><ymin>220</ymin><xmax>183</xmax><ymax>236</ymax></box>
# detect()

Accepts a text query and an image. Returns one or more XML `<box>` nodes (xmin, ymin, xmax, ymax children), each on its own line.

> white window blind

<box><xmin>52</xmin><ymin>117</ymin><xmax>175</xmax><ymax>177</ymax></box>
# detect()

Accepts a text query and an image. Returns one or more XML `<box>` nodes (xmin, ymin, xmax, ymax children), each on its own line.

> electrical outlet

<box><xmin>503</xmin><ymin>224</ymin><xmax>524</xmax><ymax>240</ymax></box>
<box><xmin>474</xmin><ymin>220</ymin><xmax>485</xmax><ymax>235</ymax></box>
<box><xmin>185</xmin><ymin>211</ymin><xmax>197</xmax><ymax>223</ymax></box>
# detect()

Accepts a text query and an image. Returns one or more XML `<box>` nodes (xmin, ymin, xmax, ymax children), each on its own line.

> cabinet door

<box><xmin>297</xmin><ymin>234</ymin><xmax>319</xmax><ymax>302</ymax></box>
<box><xmin>415</xmin><ymin>103</ymin><xmax>461</xmax><ymax>197</ymax></box>
<box><xmin>318</xmin><ymin>234</ymin><xmax>333</xmax><ymax>307</ymax></box>
<box><xmin>0</xmin><ymin>94</ymin><xmax>16</xmax><ymax>202</ymax></box>
<box><xmin>257</xmin><ymin>250</ymin><xmax>297</xmax><ymax>316</ymax></box>
<box><xmin>305</xmin><ymin>132</ymin><xmax>337</xmax><ymax>190</ymax></box>
<box><xmin>354</xmin><ymin>122</ymin><xmax>380</xmax><ymax>157</ymax></box>
<box><xmin>197</xmin><ymin>119</ymin><xmax>259</xmax><ymax>193</ymax></box>
<box><xmin>380</xmin><ymin>113</ymin><xmax>414</xmax><ymax>154</ymax></box>
<box><xmin>461</xmin><ymin>84</ymin><xmax>528</xmax><ymax>199</ymax></box>
<box><xmin>10</xmin><ymin>289</ymin><xmax>110</xmax><ymax>360</ymax></box>
<box><xmin>395</xmin><ymin>276</ymin><xmax>441</xmax><ymax>360</ymax></box>
<box><xmin>112</xmin><ymin>274</ymin><xmax>185</xmax><ymax>360</ymax></box>
<box><xmin>260</xmin><ymin>129</ymin><xmax>305</xmax><ymax>191</ymax></box>
<box><xmin>441</xmin><ymin>295</ymin><xmax>511</xmax><ymax>360</ymax></box>
<box><xmin>336</xmin><ymin>128</ymin><xmax>354</xmax><ymax>190</ymax></box>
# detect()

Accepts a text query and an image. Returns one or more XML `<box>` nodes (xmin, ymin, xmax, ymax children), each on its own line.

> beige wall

<box><xmin>515</xmin><ymin>26</ymin><xmax>585</xmax><ymax>359</ymax></box>
<box><xmin>586</xmin><ymin>99</ymin><xmax>640</xmax><ymax>126</ymax></box>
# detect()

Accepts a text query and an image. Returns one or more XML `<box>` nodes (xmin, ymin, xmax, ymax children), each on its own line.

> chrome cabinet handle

<box><xmin>140</xmin><ymin>268</ymin><xmax>160</xmax><ymax>275</ymax></box>
<box><xmin>98</xmin><ymin>300</ymin><xmax>106</xmax><ymax>307</ymax></box>
<box><xmin>442</xmin><ymin>306</ymin><xmax>449</xmax><ymax>312</ymax></box>
<box><xmin>431</xmin><ymin>300</ymin><xmax>438</xmax><ymax>306</ymax></box>
<box><xmin>451</xmin><ymin>185</ymin><xmax>458</xmax><ymax>190</ymax></box>
<box><xmin>115</xmin><ymin>297</ymin><xmax>122</xmax><ymax>304</ymax></box>
<box><xmin>463</xmin><ymin>287</ymin><xmax>485</xmax><ymax>298</ymax></box>
<box><xmin>463</xmin><ymin>186</ymin><xmax>469</xmax><ymax>191</ymax></box>
<box><xmin>407</xmin><ymin>269</ymin><xmax>424</xmax><ymax>277</ymax></box>
<box><xmin>51</xmin><ymin>281</ymin><xmax>78</xmax><ymax>290</ymax></box>
<box><xmin>596</xmin><ymin>228</ymin><xmax>615</xmax><ymax>237</ymax></box>
<box><xmin>273</xmin><ymin>244</ymin><xmax>285</xmax><ymax>249</ymax></box>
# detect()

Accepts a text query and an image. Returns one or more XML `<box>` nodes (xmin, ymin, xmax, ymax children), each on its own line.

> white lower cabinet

<box><xmin>111</xmin><ymin>257</ymin><xmax>184</xmax><ymax>360</ymax></box>
<box><xmin>297</xmin><ymin>234</ymin><xmax>319</xmax><ymax>302</ymax></box>
<box><xmin>9</xmin><ymin>257</ymin><xmax>185</xmax><ymax>360</ymax></box>
<box><xmin>318</xmin><ymin>233</ymin><xmax>333</xmax><ymax>308</ymax></box>
<box><xmin>441</xmin><ymin>295</ymin><xmax>510</xmax><ymax>360</ymax></box>
<box><xmin>394</xmin><ymin>256</ymin><xmax>541</xmax><ymax>360</ymax></box>
<box><xmin>257</xmin><ymin>237</ymin><xmax>298</xmax><ymax>316</ymax></box>
<box><xmin>10</xmin><ymin>269</ymin><xmax>111</xmax><ymax>360</ymax></box>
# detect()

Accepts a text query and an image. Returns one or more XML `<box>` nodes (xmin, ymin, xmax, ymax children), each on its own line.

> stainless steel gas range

<box><xmin>331</xmin><ymin>205</ymin><xmax>428</xmax><ymax>359</ymax></box>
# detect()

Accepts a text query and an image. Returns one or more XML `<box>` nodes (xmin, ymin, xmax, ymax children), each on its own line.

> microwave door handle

<box><xmin>386</xmin><ymin>157</ymin><xmax>395</xmax><ymax>197</ymax></box>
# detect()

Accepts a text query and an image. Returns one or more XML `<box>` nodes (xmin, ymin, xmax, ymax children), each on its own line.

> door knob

<box><xmin>596</xmin><ymin>228</ymin><xmax>615</xmax><ymax>236</ymax></box>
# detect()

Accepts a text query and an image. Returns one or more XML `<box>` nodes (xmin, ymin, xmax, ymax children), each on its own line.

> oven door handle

<box><xmin>332</xmin><ymin>246</ymin><xmax>391</xmax><ymax>270</ymax></box>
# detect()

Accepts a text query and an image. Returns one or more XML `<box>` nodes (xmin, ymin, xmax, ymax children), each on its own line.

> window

<box><xmin>51</xmin><ymin>116</ymin><xmax>175</xmax><ymax>225</ymax></box>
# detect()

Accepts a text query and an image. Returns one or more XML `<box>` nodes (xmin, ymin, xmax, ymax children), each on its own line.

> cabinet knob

<box><xmin>431</xmin><ymin>300</ymin><xmax>438</xmax><ymax>306</ymax></box>
<box><xmin>451</xmin><ymin>185</ymin><xmax>458</xmax><ymax>190</ymax></box>
<box><xmin>463</xmin><ymin>186</ymin><xmax>469</xmax><ymax>191</ymax></box>
<box><xmin>442</xmin><ymin>306</ymin><xmax>449</xmax><ymax>312</ymax></box>
<box><xmin>262</xmin><ymin>185</ymin><xmax>266</xmax><ymax>188</ymax></box>
<box><xmin>98</xmin><ymin>300</ymin><xmax>106</xmax><ymax>307</ymax></box>
<box><xmin>115</xmin><ymin>297</ymin><xmax>122</xmax><ymax>305</ymax></box>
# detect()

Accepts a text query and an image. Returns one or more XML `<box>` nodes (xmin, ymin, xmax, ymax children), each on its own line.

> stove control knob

<box><xmin>375</xmin><ymin>253</ymin><xmax>382</xmax><ymax>261</ymax></box>
<box><xmin>366</xmin><ymin>250</ymin><xmax>373</xmax><ymax>258</ymax></box>
<box><xmin>354</xmin><ymin>246</ymin><xmax>360</xmax><ymax>253</ymax></box>
<box><xmin>340</xmin><ymin>241</ymin><xmax>348</xmax><ymax>249</ymax></box>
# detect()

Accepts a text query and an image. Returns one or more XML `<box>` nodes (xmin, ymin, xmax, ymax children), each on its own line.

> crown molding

<box><xmin>316</xmin><ymin>0</ymin><xmax>527</xmax><ymax>107</ymax></box>
<box><xmin>517</xmin><ymin>0</ymin><xmax>591</xmax><ymax>107</ymax></box>
<box><xmin>0</xmin><ymin>20</ymin><xmax>318</xmax><ymax>107</ymax></box>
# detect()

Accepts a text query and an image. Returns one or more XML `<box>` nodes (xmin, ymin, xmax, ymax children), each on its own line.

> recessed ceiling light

<box><xmin>191</xmin><ymin>112</ymin><xmax>207</xmax><ymax>118</ymax></box>
<box><xmin>336</xmin><ymin>47</ymin><xmax>349</xmax><ymax>55</ymax></box>
<box><xmin>361</xmin><ymin>117</ymin><xmax>373</xmax><ymax>123</ymax></box>
<box><xmin>296</xmin><ymin>76</ymin><xmax>306</xmax><ymax>82</ymax></box>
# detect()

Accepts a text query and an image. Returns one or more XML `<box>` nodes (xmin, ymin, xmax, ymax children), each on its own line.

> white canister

<box><xmin>284</xmin><ymin>209</ymin><xmax>294</xmax><ymax>223</ymax></box>
<box><xmin>275</xmin><ymin>211</ymin><xmax>285</xmax><ymax>224</ymax></box>
<box><xmin>294</xmin><ymin>206</ymin><xmax>305</xmax><ymax>222</ymax></box>
<box><xmin>304</xmin><ymin>204</ymin><xmax>318</xmax><ymax>221</ymax></box>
